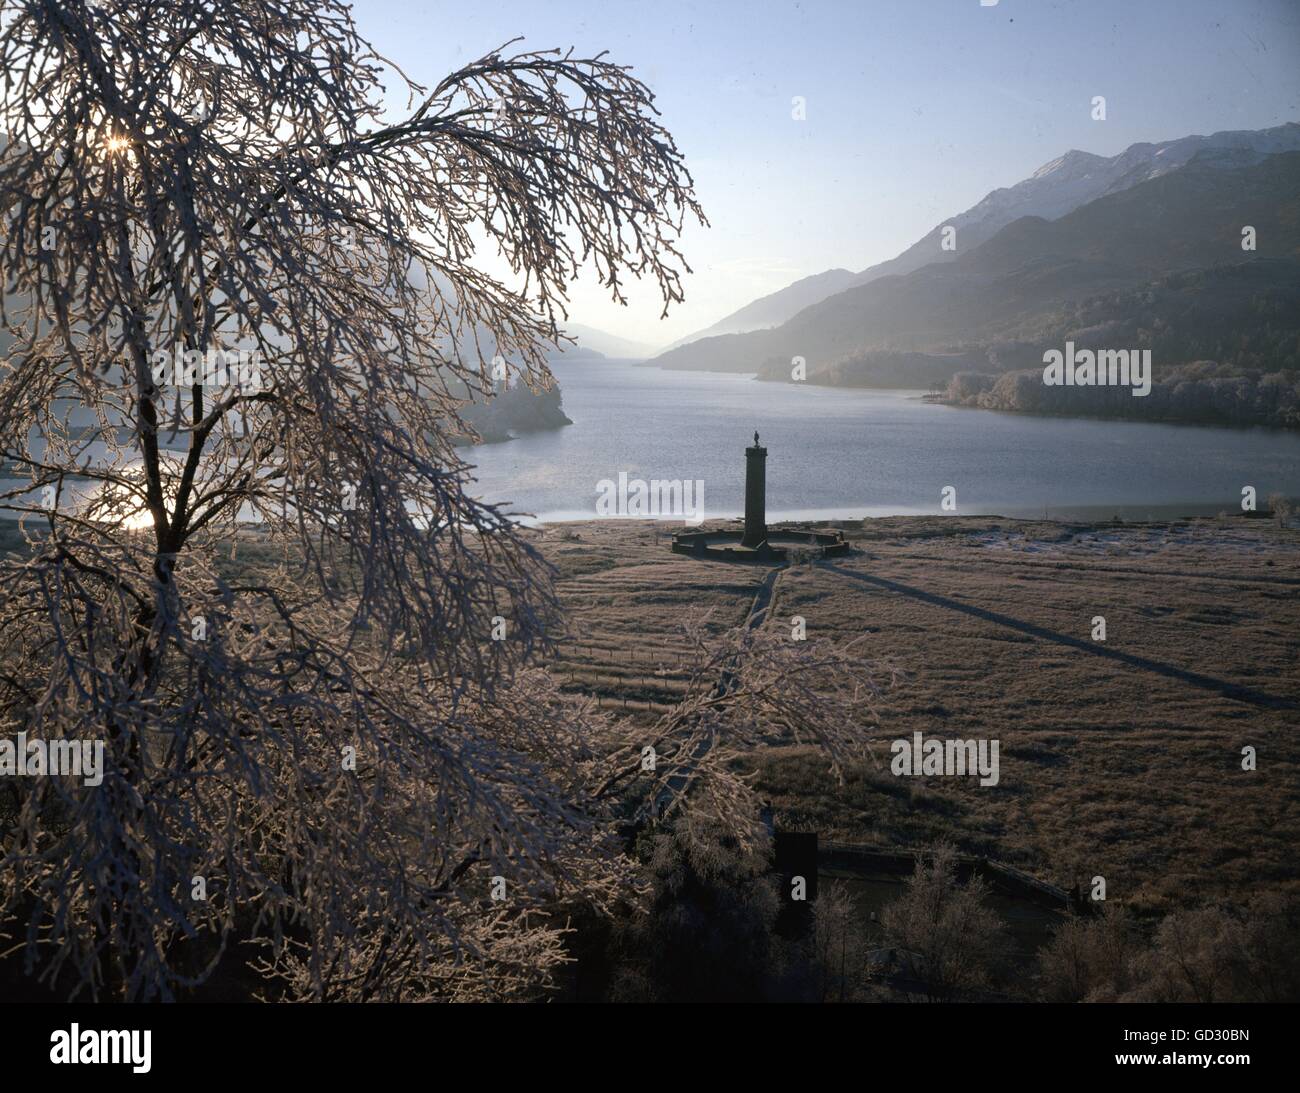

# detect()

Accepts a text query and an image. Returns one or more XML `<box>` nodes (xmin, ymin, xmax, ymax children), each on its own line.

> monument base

<box><xmin>671</xmin><ymin>528</ymin><xmax>850</xmax><ymax>564</ymax></box>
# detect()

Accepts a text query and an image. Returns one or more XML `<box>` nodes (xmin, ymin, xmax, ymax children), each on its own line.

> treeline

<box><xmin>1010</xmin><ymin>259</ymin><xmax>1300</xmax><ymax>374</ymax></box>
<box><xmin>452</xmin><ymin>378</ymin><xmax>573</xmax><ymax>444</ymax></box>
<box><xmin>942</xmin><ymin>261</ymin><xmax>1300</xmax><ymax>427</ymax></box>
<box><xmin>765</xmin><ymin>260</ymin><xmax>1300</xmax><ymax>429</ymax></box>
<box><xmin>1036</xmin><ymin>895</ymin><xmax>1300</xmax><ymax>1003</ymax></box>
<box><xmin>756</xmin><ymin>347</ymin><xmax>988</xmax><ymax>389</ymax></box>
<box><xmin>562</xmin><ymin>829</ymin><xmax>1300</xmax><ymax>1003</ymax></box>
<box><xmin>945</xmin><ymin>361</ymin><xmax>1300</xmax><ymax>430</ymax></box>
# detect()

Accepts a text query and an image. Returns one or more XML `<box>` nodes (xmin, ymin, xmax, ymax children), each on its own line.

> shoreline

<box><xmin>571</xmin><ymin>359</ymin><xmax>1300</xmax><ymax>434</ymax></box>
<box><xmin>496</xmin><ymin>504</ymin><xmax>1293</xmax><ymax>529</ymax></box>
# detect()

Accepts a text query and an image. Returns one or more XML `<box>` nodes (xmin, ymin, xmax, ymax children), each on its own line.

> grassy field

<box><xmin>5</xmin><ymin>511</ymin><xmax>1295</xmax><ymax>918</ymax></box>
<box><xmin>529</xmin><ymin>514</ymin><xmax>1300</xmax><ymax>916</ymax></box>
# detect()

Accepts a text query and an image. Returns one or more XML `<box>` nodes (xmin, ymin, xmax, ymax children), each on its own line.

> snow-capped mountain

<box><xmin>950</xmin><ymin>123</ymin><xmax>1300</xmax><ymax>240</ymax></box>
<box><xmin>663</xmin><ymin>122</ymin><xmax>1300</xmax><ymax>354</ymax></box>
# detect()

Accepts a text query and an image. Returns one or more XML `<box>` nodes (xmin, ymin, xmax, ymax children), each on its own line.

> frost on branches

<box><xmin>0</xmin><ymin>0</ymin><xmax>886</xmax><ymax>1000</ymax></box>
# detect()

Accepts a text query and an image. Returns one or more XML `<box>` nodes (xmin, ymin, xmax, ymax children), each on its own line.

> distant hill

<box><xmin>660</xmin><ymin>267</ymin><xmax>858</xmax><ymax>346</ymax></box>
<box><xmin>661</xmin><ymin>122</ymin><xmax>1300</xmax><ymax>356</ymax></box>
<box><xmin>550</xmin><ymin>323</ymin><xmax>655</xmax><ymax>361</ymax></box>
<box><xmin>650</xmin><ymin>150</ymin><xmax>1300</xmax><ymax>387</ymax></box>
<box><xmin>941</xmin><ymin>259</ymin><xmax>1300</xmax><ymax>430</ymax></box>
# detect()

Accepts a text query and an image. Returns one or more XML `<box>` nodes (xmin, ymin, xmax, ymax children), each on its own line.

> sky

<box><xmin>349</xmin><ymin>0</ymin><xmax>1300</xmax><ymax>351</ymax></box>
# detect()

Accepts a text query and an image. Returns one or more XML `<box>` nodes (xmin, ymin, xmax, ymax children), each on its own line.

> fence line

<box><xmin>817</xmin><ymin>839</ymin><xmax>1074</xmax><ymax>910</ymax></box>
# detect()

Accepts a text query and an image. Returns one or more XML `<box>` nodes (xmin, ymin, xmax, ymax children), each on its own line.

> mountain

<box><xmin>661</xmin><ymin>268</ymin><xmax>858</xmax><ymax>346</ymax></box>
<box><xmin>551</xmin><ymin>323</ymin><xmax>655</xmax><ymax>360</ymax></box>
<box><xmin>940</xmin><ymin>260</ymin><xmax>1300</xmax><ymax>429</ymax></box>
<box><xmin>652</xmin><ymin>150</ymin><xmax>1300</xmax><ymax>385</ymax></box>
<box><xmin>661</xmin><ymin>122</ymin><xmax>1300</xmax><ymax>356</ymax></box>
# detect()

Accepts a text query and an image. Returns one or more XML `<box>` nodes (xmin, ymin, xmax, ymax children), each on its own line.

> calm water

<box><xmin>465</xmin><ymin>360</ymin><xmax>1300</xmax><ymax>524</ymax></box>
<box><xmin>7</xmin><ymin>361</ymin><xmax>1298</xmax><ymax>527</ymax></box>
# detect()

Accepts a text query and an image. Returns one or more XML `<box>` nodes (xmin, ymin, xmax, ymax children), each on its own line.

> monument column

<box><xmin>742</xmin><ymin>431</ymin><xmax>767</xmax><ymax>548</ymax></box>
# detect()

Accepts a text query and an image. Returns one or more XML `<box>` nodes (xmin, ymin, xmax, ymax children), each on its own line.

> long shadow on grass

<box><xmin>824</xmin><ymin>564</ymin><xmax>1296</xmax><ymax>711</ymax></box>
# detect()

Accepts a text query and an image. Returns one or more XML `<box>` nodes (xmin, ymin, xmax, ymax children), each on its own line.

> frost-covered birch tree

<box><xmin>0</xmin><ymin>0</ymin><xmax>883</xmax><ymax>1001</ymax></box>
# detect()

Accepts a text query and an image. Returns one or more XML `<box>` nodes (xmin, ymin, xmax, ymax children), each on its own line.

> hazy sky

<box><xmin>350</xmin><ymin>0</ymin><xmax>1300</xmax><ymax>349</ymax></box>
